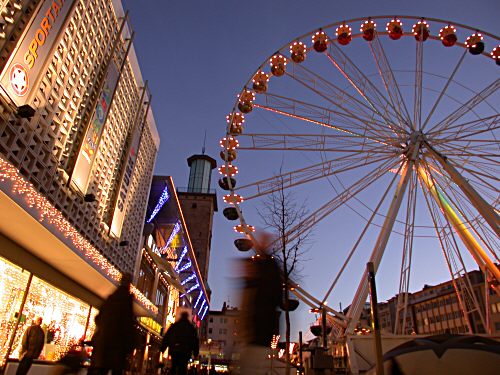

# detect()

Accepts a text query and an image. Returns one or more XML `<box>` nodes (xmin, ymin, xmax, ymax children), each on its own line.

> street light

<box><xmin>207</xmin><ymin>338</ymin><xmax>212</xmax><ymax>369</ymax></box>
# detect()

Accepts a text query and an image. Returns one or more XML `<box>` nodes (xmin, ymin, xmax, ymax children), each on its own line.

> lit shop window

<box><xmin>0</xmin><ymin>257</ymin><xmax>98</xmax><ymax>364</ymax></box>
<box><xmin>11</xmin><ymin>276</ymin><xmax>96</xmax><ymax>361</ymax></box>
<box><xmin>0</xmin><ymin>259</ymin><xmax>31</xmax><ymax>364</ymax></box>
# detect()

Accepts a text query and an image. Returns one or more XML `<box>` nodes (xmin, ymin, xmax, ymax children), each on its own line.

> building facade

<box><xmin>375</xmin><ymin>270</ymin><xmax>500</xmax><ymax>335</ymax></box>
<box><xmin>0</xmin><ymin>0</ymin><xmax>159</xmax><ymax>366</ymax></box>
<box><xmin>204</xmin><ymin>303</ymin><xmax>241</xmax><ymax>367</ymax></box>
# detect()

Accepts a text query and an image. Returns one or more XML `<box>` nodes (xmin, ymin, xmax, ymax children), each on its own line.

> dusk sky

<box><xmin>122</xmin><ymin>0</ymin><xmax>499</xmax><ymax>339</ymax></box>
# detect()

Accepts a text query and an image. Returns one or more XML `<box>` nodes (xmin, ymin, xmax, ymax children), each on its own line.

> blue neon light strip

<box><xmin>194</xmin><ymin>292</ymin><xmax>203</xmax><ymax>309</ymax></box>
<box><xmin>185</xmin><ymin>283</ymin><xmax>200</xmax><ymax>295</ymax></box>
<box><xmin>175</xmin><ymin>246</ymin><xmax>188</xmax><ymax>271</ymax></box>
<box><xmin>199</xmin><ymin>299</ymin><xmax>206</xmax><ymax>312</ymax></box>
<box><xmin>177</xmin><ymin>260</ymin><xmax>192</xmax><ymax>273</ymax></box>
<box><xmin>165</xmin><ymin>221</ymin><xmax>181</xmax><ymax>248</ymax></box>
<box><xmin>147</xmin><ymin>186</ymin><xmax>170</xmax><ymax>223</ymax></box>
<box><xmin>200</xmin><ymin>305</ymin><xmax>209</xmax><ymax>320</ymax></box>
<box><xmin>181</xmin><ymin>273</ymin><xmax>197</xmax><ymax>286</ymax></box>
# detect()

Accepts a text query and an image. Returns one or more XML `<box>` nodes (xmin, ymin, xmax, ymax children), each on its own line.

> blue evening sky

<box><xmin>122</xmin><ymin>0</ymin><xmax>499</xmax><ymax>339</ymax></box>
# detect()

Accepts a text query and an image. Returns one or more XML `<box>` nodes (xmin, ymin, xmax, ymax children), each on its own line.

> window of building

<box><xmin>424</xmin><ymin>318</ymin><xmax>429</xmax><ymax>326</ymax></box>
<box><xmin>495</xmin><ymin>322</ymin><xmax>500</xmax><ymax>331</ymax></box>
<box><xmin>492</xmin><ymin>304</ymin><xmax>498</xmax><ymax>314</ymax></box>
<box><xmin>209</xmin><ymin>317</ymin><xmax>213</xmax><ymax>322</ymax></box>
<box><xmin>208</xmin><ymin>328</ymin><xmax>212</xmax><ymax>334</ymax></box>
<box><xmin>136</xmin><ymin>260</ymin><xmax>155</xmax><ymax>299</ymax></box>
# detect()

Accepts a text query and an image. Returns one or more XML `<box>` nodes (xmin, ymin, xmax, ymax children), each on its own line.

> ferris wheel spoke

<box><xmin>283</xmin><ymin>158</ymin><xmax>400</xmax><ymax>246</ymax></box>
<box><xmin>426</xmin><ymin>78</ymin><xmax>500</xmax><ymax>135</ymax></box>
<box><xmin>426</xmin><ymin>144</ymin><xmax>500</xmax><ymax>237</ymax></box>
<box><xmin>414</xmin><ymin>40</ymin><xmax>424</xmax><ymax>129</ymax></box>
<box><xmin>272</xmin><ymin>73</ymin><xmax>398</xmax><ymax>141</ymax></box>
<box><xmin>287</xmin><ymin>62</ymin><xmax>390</xmax><ymax>124</ymax></box>
<box><xmin>324</xmin><ymin>42</ymin><xmax>409</xmax><ymax>136</ymax></box>
<box><xmin>368</xmin><ymin>32</ymin><xmax>413</xmax><ymax>128</ymax></box>
<box><xmin>445</xmin><ymin>125</ymin><xmax>500</xmax><ymax>145</ymax></box>
<box><xmin>429</xmin><ymin>114</ymin><xmax>500</xmax><ymax>139</ymax></box>
<box><xmin>421</xmin><ymin>50</ymin><xmax>467</xmax><ymax>132</ymax></box>
<box><xmin>236</xmin><ymin>153</ymin><xmax>394</xmax><ymax>200</ymax></box>
<box><xmin>437</xmin><ymin>141</ymin><xmax>500</xmax><ymax>165</ymax></box>
<box><xmin>237</xmin><ymin>133</ymin><xmax>393</xmax><ymax>154</ymax></box>
<box><xmin>320</xmin><ymin>161</ymin><xmax>404</xmax><ymax>305</ymax></box>
<box><xmin>254</xmin><ymin>98</ymin><xmax>394</xmax><ymax>143</ymax></box>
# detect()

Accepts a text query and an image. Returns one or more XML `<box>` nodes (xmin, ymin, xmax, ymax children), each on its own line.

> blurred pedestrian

<box><xmin>161</xmin><ymin>311</ymin><xmax>199</xmax><ymax>375</ymax></box>
<box><xmin>209</xmin><ymin>365</ymin><xmax>217</xmax><ymax>374</ymax></box>
<box><xmin>16</xmin><ymin>316</ymin><xmax>45</xmax><ymax>375</ymax></box>
<box><xmin>239</xmin><ymin>231</ymin><xmax>283</xmax><ymax>375</ymax></box>
<box><xmin>88</xmin><ymin>273</ymin><xmax>136</xmax><ymax>375</ymax></box>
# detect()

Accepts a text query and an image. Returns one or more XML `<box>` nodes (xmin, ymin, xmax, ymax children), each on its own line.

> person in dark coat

<box><xmin>16</xmin><ymin>316</ymin><xmax>45</xmax><ymax>375</ymax></box>
<box><xmin>88</xmin><ymin>273</ymin><xmax>136</xmax><ymax>375</ymax></box>
<box><xmin>240</xmin><ymin>231</ymin><xmax>283</xmax><ymax>375</ymax></box>
<box><xmin>161</xmin><ymin>311</ymin><xmax>199</xmax><ymax>375</ymax></box>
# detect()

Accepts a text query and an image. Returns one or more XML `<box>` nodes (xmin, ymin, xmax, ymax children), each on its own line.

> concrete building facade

<box><xmin>0</xmin><ymin>0</ymin><xmax>159</xmax><ymax>366</ymax></box>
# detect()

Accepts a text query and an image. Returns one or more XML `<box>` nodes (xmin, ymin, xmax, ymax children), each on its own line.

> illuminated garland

<box><xmin>165</xmin><ymin>221</ymin><xmax>181</xmax><ymax>248</ymax></box>
<box><xmin>175</xmin><ymin>246</ymin><xmax>188</xmax><ymax>271</ymax></box>
<box><xmin>146</xmin><ymin>185</ymin><xmax>170</xmax><ymax>223</ymax></box>
<box><xmin>200</xmin><ymin>305</ymin><xmax>209</xmax><ymax>320</ymax></box>
<box><xmin>194</xmin><ymin>291</ymin><xmax>203</xmax><ymax>309</ymax></box>
<box><xmin>184</xmin><ymin>282</ymin><xmax>200</xmax><ymax>295</ymax></box>
<box><xmin>0</xmin><ymin>156</ymin><xmax>158</xmax><ymax>315</ymax></box>
<box><xmin>177</xmin><ymin>260</ymin><xmax>192</xmax><ymax>273</ymax></box>
<box><xmin>181</xmin><ymin>273</ymin><xmax>197</xmax><ymax>286</ymax></box>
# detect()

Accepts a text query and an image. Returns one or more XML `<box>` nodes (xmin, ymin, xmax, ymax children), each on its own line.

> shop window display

<box><xmin>0</xmin><ymin>257</ymin><xmax>98</xmax><ymax>365</ymax></box>
<box><xmin>0</xmin><ymin>259</ymin><xmax>31</xmax><ymax>365</ymax></box>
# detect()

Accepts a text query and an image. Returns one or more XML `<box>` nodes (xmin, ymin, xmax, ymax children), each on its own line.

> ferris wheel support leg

<box><xmin>426</xmin><ymin>144</ymin><xmax>500</xmax><ymax>238</ymax></box>
<box><xmin>345</xmin><ymin>154</ymin><xmax>416</xmax><ymax>336</ymax></box>
<box><xmin>417</xmin><ymin>162</ymin><xmax>500</xmax><ymax>296</ymax></box>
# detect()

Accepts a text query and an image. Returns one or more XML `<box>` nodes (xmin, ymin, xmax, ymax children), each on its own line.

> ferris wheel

<box><xmin>218</xmin><ymin>16</ymin><xmax>500</xmax><ymax>337</ymax></box>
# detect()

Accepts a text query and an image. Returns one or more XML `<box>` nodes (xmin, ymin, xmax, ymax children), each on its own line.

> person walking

<box><xmin>16</xmin><ymin>316</ymin><xmax>45</xmax><ymax>375</ymax></box>
<box><xmin>88</xmin><ymin>273</ymin><xmax>136</xmax><ymax>375</ymax></box>
<box><xmin>239</xmin><ymin>231</ymin><xmax>283</xmax><ymax>375</ymax></box>
<box><xmin>161</xmin><ymin>311</ymin><xmax>199</xmax><ymax>375</ymax></box>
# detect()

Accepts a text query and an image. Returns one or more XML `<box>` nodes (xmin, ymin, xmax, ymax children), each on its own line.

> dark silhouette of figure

<box><xmin>88</xmin><ymin>273</ymin><xmax>135</xmax><ymax>375</ymax></box>
<box><xmin>161</xmin><ymin>311</ymin><xmax>199</xmax><ymax>375</ymax></box>
<box><xmin>240</xmin><ymin>231</ymin><xmax>283</xmax><ymax>375</ymax></box>
<box><xmin>16</xmin><ymin>317</ymin><xmax>45</xmax><ymax>375</ymax></box>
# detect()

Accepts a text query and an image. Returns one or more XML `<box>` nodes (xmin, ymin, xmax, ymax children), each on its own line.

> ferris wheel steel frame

<box><xmin>219</xmin><ymin>15</ymin><xmax>500</xmax><ymax>349</ymax></box>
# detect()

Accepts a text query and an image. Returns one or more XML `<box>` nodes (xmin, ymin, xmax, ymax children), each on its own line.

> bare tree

<box><xmin>259</xmin><ymin>174</ymin><xmax>313</xmax><ymax>374</ymax></box>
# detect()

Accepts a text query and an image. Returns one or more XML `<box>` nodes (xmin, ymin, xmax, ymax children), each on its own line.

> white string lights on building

<box><xmin>0</xmin><ymin>156</ymin><xmax>158</xmax><ymax>315</ymax></box>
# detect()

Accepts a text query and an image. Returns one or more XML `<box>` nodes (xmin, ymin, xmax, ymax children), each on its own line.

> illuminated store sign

<box><xmin>71</xmin><ymin>61</ymin><xmax>120</xmax><ymax>193</ymax></box>
<box><xmin>109</xmin><ymin>115</ymin><xmax>144</xmax><ymax>238</ymax></box>
<box><xmin>0</xmin><ymin>0</ymin><xmax>76</xmax><ymax>106</ymax></box>
<box><xmin>138</xmin><ymin>316</ymin><xmax>162</xmax><ymax>336</ymax></box>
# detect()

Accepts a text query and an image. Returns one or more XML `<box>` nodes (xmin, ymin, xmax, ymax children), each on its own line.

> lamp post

<box><xmin>207</xmin><ymin>338</ymin><xmax>212</xmax><ymax>370</ymax></box>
